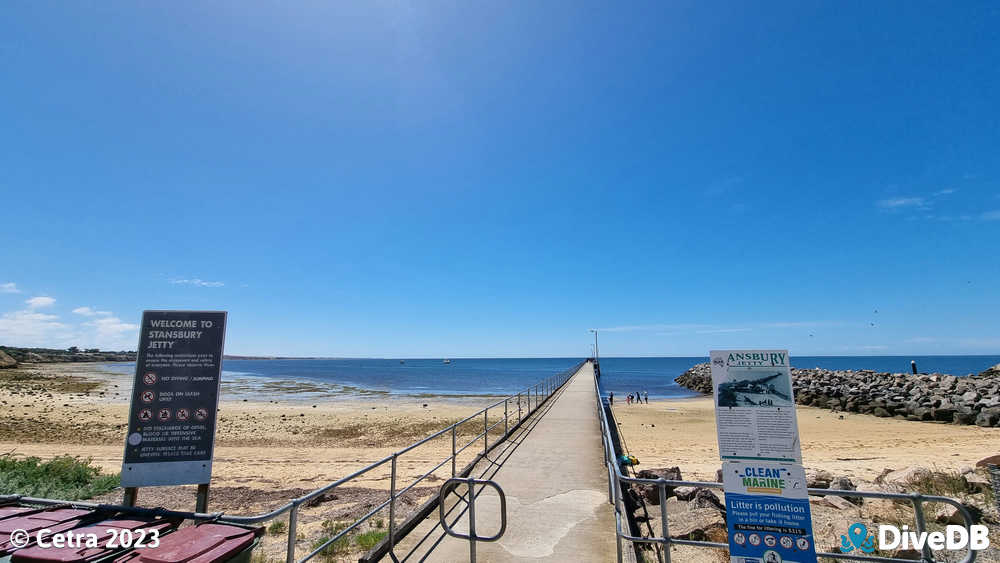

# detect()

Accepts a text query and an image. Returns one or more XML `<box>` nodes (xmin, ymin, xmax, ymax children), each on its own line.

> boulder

<box><xmin>974</xmin><ymin>455</ymin><xmax>1000</xmax><ymax>468</ymax></box>
<box><xmin>664</xmin><ymin>507</ymin><xmax>725</xmax><ymax>540</ymax></box>
<box><xmin>689</xmin><ymin>488</ymin><xmax>725</xmax><ymax>512</ymax></box>
<box><xmin>633</xmin><ymin>467</ymin><xmax>682</xmax><ymax>504</ymax></box>
<box><xmin>979</xmin><ymin>363</ymin><xmax>1000</xmax><ymax>377</ymax></box>
<box><xmin>0</xmin><ymin>349</ymin><xmax>16</xmax><ymax>369</ymax></box>
<box><xmin>672</xmin><ymin>486</ymin><xmax>698</xmax><ymax>501</ymax></box>
<box><xmin>975</xmin><ymin>408</ymin><xmax>1000</xmax><ymax>427</ymax></box>
<box><xmin>877</xmin><ymin>466</ymin><xmax>931</xmax><ymax>486</ymax></box>
<box><xmin>807</xmin><ymin>469</ymin><xmax>833</xmax><ymax>489</ymax></box>
<box><xmin>964</xmin><ymin>473</ymin><xmax>991</xmax><ymax>494</ymax></box>
<box><xmin>825</xmin><ymin>495</ymin><xmax>858</xmax><ymax>510</ymax></box>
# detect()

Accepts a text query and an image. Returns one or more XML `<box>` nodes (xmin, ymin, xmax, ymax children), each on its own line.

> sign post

<box><xmin>121</xmin><ymin>311</ymin><xmax>227</xmax><ymax>510</ymax></box>
<box><xmin>710</xmin><ymin>350</ymin><xmax>817</xmax><ymax>563</ymax></box>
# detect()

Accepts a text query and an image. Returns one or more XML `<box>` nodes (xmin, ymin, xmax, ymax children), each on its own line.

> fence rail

<box><xmin>592</xmin><ymin>371</ymin><xmax>980</xmax><ymax>563</ymax></box>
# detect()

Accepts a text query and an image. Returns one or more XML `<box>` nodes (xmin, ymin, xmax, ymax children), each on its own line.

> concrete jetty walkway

<box><xmin>397</xmin><ymin>361</ymin><xmax>616</xmax><ymax>562</ymax></box>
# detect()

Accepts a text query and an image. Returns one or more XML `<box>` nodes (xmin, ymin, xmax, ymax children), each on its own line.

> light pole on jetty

<box><xmin>590</xmin><ymin>328</ymin><xmax>600</xmax><ymax>364</ymax></box>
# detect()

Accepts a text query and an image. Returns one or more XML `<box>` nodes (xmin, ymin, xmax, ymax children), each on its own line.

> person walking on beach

<box><xmin>627</xmin><ymin>393</ymin><xmax>632</xmax><ymax>405</ymax></box>
<box><xmin>636</xmin><ymin>390</ymin><xmax>642</xmax><ymax>405</ymax></box>
<box><xmin>643</xmin><ymin>391</ymin><xmax>648</xmax><ymax>404</ymax></box>
<box><xmin>609</xmin><ymin>391</ymin><xmax>614</xmax><ymax>406</ymax></box>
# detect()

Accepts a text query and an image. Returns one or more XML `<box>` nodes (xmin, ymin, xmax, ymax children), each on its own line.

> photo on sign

<box><xmin>716</xmin><ymin>366</ymin><xmax>794</xmax><ymax>408</ymax></box>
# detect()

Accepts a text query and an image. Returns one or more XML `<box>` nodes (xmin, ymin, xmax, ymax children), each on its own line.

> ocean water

<box><xmin>598</xmin><ymin>355</ymin><xmax>1000</xmax><ymax>399</ymax></box>
<box><xmin>101</xmin><ymin>355</ymin><xmax>1000</xmax><ymax>400</ymax></box>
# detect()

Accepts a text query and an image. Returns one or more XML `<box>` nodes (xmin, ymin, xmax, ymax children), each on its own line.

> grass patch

<box><xmin>311</xmin><ymin>520</ymin><xmax>351</xmax><ymax>560</ymax></box>
<box><xmin>0</xmin><ymin>454</ymin><xmax>119</xmax><ymax>500</ymax></box>
<box><xmin>355</xmin><ymin>529</ymin><xmax>388</xmax><ymax>551</ymax></box>
<box><xmin>901</xmin><ymin>469</ymin><xmax>970</xmax><ymax>497</ymax></box>
<box><xmin>266</xmin><ymin>520</ymin><xmax>287</xmax><ymax>535</ymax></box>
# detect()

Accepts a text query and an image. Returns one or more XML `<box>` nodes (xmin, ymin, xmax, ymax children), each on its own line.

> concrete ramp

<box><xmin>395</xmin><ymin>362</ymin><xmax>616</xmax><ymax>562</ymax></box>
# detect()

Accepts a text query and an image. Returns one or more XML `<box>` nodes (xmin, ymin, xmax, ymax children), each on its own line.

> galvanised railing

<box><xmin>1</xmin><ymin>361</ymin><xmax>584</xmax><ymax>563</ymax></box>
<box><xmin>592</xmin><ymin>371</ymin><xmax>981</xmax><ymax>563</ymax></box>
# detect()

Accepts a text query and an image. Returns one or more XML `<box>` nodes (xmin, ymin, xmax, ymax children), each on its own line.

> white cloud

<box><xmin>170</xmin><ymin>278</ymin><xmax>225</xmax><ymax>288</ymax></box>
<box><xmin>26</xmin><ymin>296</ymin><xmax>56</xmax><ymax>308</ymax></box>
<box><xmin>933</xmin><ymin>188</ymin><xmax>957</xmax><ymax>196</ymax></box>
<box><xmin>0</xmin><ymin>309</ymin><xmax>73</xmax><ymax>348</ymax></box>
<box><xmin>84</xmin><ymin>316</ymin><xmax>139</xmax><ymax>343</ymax></box>
<box><xmin>695</xmin><ymin>328</ymin><xmax>753</xmax><ymax>334</ymax></box>
<box><xmin>981</xmin><ymin>210</ymin><xmax>1000</xmax><ymax>221</ymax></box>
<box><xmin>877</xmin><ymin>197</ymin><xmax>926</xmax><ymax>209</ymax></box>
<box><xmin>1</xmin><ymin>282</ymin><xmax>20</xmax><ymax>294</ymax></box>
<box><xmin>72</xmin><ymin>306</ymin><xmax>112</xmax><ymax>317</ymax></box>
<box><xmin>0</xmin><ymin>295</ymin><xmax>137</xmax><ymax>350</ymax></box>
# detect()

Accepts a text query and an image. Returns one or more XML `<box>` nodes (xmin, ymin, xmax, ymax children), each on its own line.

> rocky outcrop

<box><xmin>981</xmin><ymin>363</ymin><xmax>1000</xmax><ymax>377</ymax></box>
<box><xmin>0</xmin><ymin>349</ymin><xmax>16</xmax><ymax>369</ymax></box>
<box><xmin>675</xmin><ymin>362</ymin><xmax>1000</xmax><ymax>426</ymax></box>
<box><xmin>0</xmin><ymin>346</ymin><xmax>135</xmax><ymax>363</ymax></box>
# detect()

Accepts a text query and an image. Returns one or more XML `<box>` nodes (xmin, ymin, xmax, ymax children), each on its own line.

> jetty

<box><xmin>395</xmin><ymin>361</ymin><xmax>616</xmax><ymax>561</ymax></box>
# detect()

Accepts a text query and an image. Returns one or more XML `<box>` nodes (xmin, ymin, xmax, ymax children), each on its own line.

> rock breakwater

<box><xmin>675</xmin><ymin>363</ymin><xmax>1000</xmax><ymax>427</ymax></box>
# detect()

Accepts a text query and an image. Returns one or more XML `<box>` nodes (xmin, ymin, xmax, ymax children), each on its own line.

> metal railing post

<box><xmin>518</xmin><ymin>393</ymin><xmax>522</xmax><ymax>422</ymax></box>
<box><xmin>483</xmin><ymin>410</ymin><xmax>488</xmax><ymax>454</ymax></box>
<box><xmin>912</xmin><ymin>495</ymin><xmax>933</xmax><ymax>562</ymax></box>
<box><xmin>285</xmin><ymin>504</ymin><xmax>298</xmax><ymax>563</ymax></box>
<box><xmin>659</xmin><ymin>482</ymin><xmax>671</xmax><ymax>563</ymax></box>
<box><xmin>451</xmin><ymin>425</ymin><xmax>457</xmax><ymax>477</ymax></box>
<box><xmin>504</xmin><ymin>399</ymin><xmax>509</xmax><ymax>435</ymax></box>
<box><xmin>389</xmin><ymin>454</ymin><xmax>398</xmax><ymax>557</ymax></box>
<box><xmin>467</xmin><ymin>478</ymin><xmax>477</xmax><ymax>563</ymax></box>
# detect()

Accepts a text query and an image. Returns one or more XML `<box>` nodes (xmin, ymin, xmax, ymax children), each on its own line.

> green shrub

<box><xmin>267</xmin><ymin>520</ymin><xmax>287</xmax><ymax>535</ymax></box>
<box><xmin>355</xmin><ymin>529</ymin><xmax>388</xmax><ymax>551</ymax></box>
<box><xmin>312</xmin><ymin>521</ymin><xmax>351</xmax><ymax>560</ymax></box>
<box><xmin>0</xmin><ymin>454</ymin><xmax>119</xmax><ymax>500</ymax></box>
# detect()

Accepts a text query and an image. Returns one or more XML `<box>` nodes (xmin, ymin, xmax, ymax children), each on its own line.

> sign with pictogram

<box><xmin>122</xmin><ymin>310</ymin><xmax>227</xmax><ymax>487</ymax></box>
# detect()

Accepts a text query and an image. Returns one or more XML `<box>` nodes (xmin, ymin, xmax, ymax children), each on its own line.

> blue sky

<box><xmin>2</xmin><ymin>1</ymin><xmax>998</xmax><ymax>357</ymax></box>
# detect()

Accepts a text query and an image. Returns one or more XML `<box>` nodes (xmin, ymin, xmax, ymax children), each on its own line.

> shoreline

<box><xmin>4</xmin><ymin>360</ymin><xmax>999</xmax><ymax>559</ymax></box>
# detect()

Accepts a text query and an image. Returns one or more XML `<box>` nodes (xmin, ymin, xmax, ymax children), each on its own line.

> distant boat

<box><xmin>399</xmin><ymin>360</ymin><xmax>405</xmax><ymax>364</ymax></box>
<box><xmin>443</xmin><ymin>359</ymin><xmax>451</xmax><ymax>364</ymax></box>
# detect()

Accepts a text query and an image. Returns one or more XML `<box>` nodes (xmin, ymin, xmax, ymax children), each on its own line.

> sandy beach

<box><xmin>1</xmin><ymin>362</ymin><xmax>516</xmax><ymax>560</ymax></box>
<box><xmin>611</xmin><ymin>397</ymin><xmax>1000</xmax><ymax>482</ymax></box>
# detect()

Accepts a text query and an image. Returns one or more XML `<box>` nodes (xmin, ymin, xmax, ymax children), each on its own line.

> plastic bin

<box><xmin>12</xmin><ymin>518</ymin><xmax>180</xmax><ymax>563</ymax></box>
<box><xmin>112</xmin><ymin>523</ymin><xmax>262</xmax><ymax>563</ymax></box>
<box><xmin>1</xmin><ymin>509</ymin><xmax>97</xmax><ymax>556</ymax></box>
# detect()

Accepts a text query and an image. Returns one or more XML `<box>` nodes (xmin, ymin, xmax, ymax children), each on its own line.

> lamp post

<box><xmin>589</xmin><ymin>328</ymin><xmax>599</xmax><ymax>362</ymax></box>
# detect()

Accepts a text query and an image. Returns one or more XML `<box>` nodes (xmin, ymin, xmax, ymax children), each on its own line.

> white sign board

<box><xmin>710</xmin><ymin>350</ymin><xmax>801</xmax><ymax>463</ymax></box>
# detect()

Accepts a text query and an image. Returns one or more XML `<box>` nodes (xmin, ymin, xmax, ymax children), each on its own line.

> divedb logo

<box><xmin>840</xmin><ymin>522</ymin><xmax>990</xmax><ymax>554</ymax></box>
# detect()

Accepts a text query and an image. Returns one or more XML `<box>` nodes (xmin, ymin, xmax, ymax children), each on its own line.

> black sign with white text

<box><xmin>121</xmin><ymin>311</ymin><xmax>226</xmax><ymax>485</ymax></box>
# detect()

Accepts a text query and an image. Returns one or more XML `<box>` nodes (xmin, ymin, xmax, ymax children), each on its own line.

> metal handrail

<box><xmin>439</xmin><ymin>477</ymin><xmax>508</xmax><ymax>562</ymax></box>
<box><xmin>4</xmin><ymin>361</ymin><xmax>582</xmax><ymax>563</ymax></box>
<box><xmin>592</xmin><ymin>369</ymin><xmax>980</xmax><ymax>563</ymax></box>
